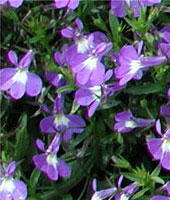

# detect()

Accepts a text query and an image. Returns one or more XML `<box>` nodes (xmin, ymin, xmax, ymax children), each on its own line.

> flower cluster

<box><xmin>0</xmin><ymin>162</ymin><xmax>27</xmax><ymax>200</ymax></box>
<box><xmin>1</xmin><ymin>0</ymin><xmax>170</xmax><ymax>199</ymax></box>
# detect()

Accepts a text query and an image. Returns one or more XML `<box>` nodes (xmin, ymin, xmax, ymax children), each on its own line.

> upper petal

<box><xmin>7</xmin><ymin>51</ymin><xmax>18</xmax><ymax>65</ymax></box>
<box><xmin>19</xmin><ymin>50</ymin><xmax>34</xmax><ymax>68</ymax></box>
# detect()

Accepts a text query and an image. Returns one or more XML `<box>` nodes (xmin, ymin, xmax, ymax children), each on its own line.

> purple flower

<box><xmin>0</xmin><ymin>50</ymin><xmax>42</xmax><ymax>100</ymax></box>
<box><xmin>90</xmin><ymin>179</ymin><xmax>117</xmax><ymax>200</ymax></box>
<box><xmin>160</xmin><ymin>105</ymin><xmax>170</xmax><ymax>122</ymax></box>
<box><xmin>150</xmin><ymin>182</ymin><xmax>170</xmax><ymax>199</ymax></box>
<box><xmin>40</xmin><ymin>94</ymin><xmax>86</xmax><ymax>140</ymax></box>
<box><xmin>114</xmin><ymin>42</ymin><xmax>166</xmax><ymax>86</ymax></box>
<box><xmin>110</xmin><ymin>0</ymin><xmax>162</xmax><ymax>18</ymax></box>
<box><xmin>45</xmin><ymin>71</ymin><xmax>66</xmax><ymax>88</ymax></box>
<box><xmin>75</xmin><ymin>70</ymin><xmax>123</xmax><ymax>117</ymax></box>
<box><xmin>53</xmin><ymin>0</ymin><xmax>79</xmax><ymax>10</ymax></box>
<box><xmin>0</xmin><ymin>0</ymin><xmax>24</xmax><ymax>8</ymax></box>
<box><xmin>54</xmin><ymin>45</ymin><xmax>69</xmax><ymax>66</ymax></box>
<box><xmin>33</xmin><ymin>134</ymin><xmax>71</xmax><ymax>181</ymax></box>
<box><xmin>61</xmin><ymin>18</ymin><xmax>90</xmax><ymax>54</ymax></box>
<box><xmin>147</xmin><ymin>120</ymin><xmax>170</xmax><ymax>170</ymax></box>
<box><xmin>114</xmin><ymin>110</ymin><xmax>155</xmax><ymax>133</ymax></box>
<box><xmin>168</xmin><ymin>87</ymin><xmax>170</xmax><ymax>101</ymax></box>
<box><xmin>115</xmin><ymin>175</ymin><xmax>139</xmax><ymax>200</ymax></box>
<box><xmin>90</xmin><ymin>176</ymin><xmax>139</xmax><ymax>200</ymax></box>
<box><xmin>0</xmin><ymin>161</ymin><xmax>27</xmax><ymax>200</ymax></box>
<box><xmin>67</xmin><ymin>34</ymin><xmax>112</xmax><ymax>86</ymax></box>
<box><xmin>150</xmin><ymin>196</ymin><xmax>169</xmax><ymax>200</ymax></box>
<box><xmin>61</xmin><ymin>18</ymin><xmax>110</xmax><ymax>55</ymax></box>
<box><xmin>164</xmin><ymin>181</ymin><xmax>170</xmax><ymax>196</ymax></box>
<box><xmin>159</xmin><ymin>27</ymin><xmax>170</xmax><ymax>62</ymax></box>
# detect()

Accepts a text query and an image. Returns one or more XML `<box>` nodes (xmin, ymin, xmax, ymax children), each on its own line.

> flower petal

<box><xmin>40</xmin><ymin>116</ymin><xmax>56</xmax><ymax>134</ymax></box>
<box><xmin>7</xmin><ymin>51</ymin><xmax>18</xmax><ymax>65</ymax></box>
<box><xmin>8</xmin><ymin>0</ymin><xmax>24</xmax><ymax>8</ymax></box>
<box><xmin>13</xmin><ymin>180</ymin><xmax>27</xmax><ymax>200</ymax></box>
<box><xmin>0</xmin><ymin>68</ymin><xmax>17</xmax><ymax>91</ymax></box>
<box><xmin>9</xmin><ymin>81</ymin><xmax>26</xmax><ymax>99</ymax></box>
<box><xmin>25</xmin><ymin>72</ymin><xmax>42</xmax><ymax>97</ymax></box>
<box><xmin>147</xmin><ymin>138</ymin><xmax>163</xmax><ymax>160</ymax></box>
<box><xmin>19</xmin><ymin>50</ymin><xmax>34</xmax><ymax>68</ymax></box>
<box><xmin>58</xmin><ymin>159</ymin><xmax>71</xmax><ymax>178</ymax></box>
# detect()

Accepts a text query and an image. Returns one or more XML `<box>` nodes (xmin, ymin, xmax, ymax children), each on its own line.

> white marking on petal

<box><xmin>125</xmin><ymin>0</ymin><xmax>132</xmax><ymax>6</ymax></box>
<box><xmin>125</xmin><ymin>120</ymin><xmax>136</xmax><ymax>128</ymax></box>
<box><xmin>0</xmin><ymin>178</ymin><xmax>15</xmax><ymax>193</ymax></box>
<box><xmin>162</xmin><ymin>139</ymin><xmax>170</xmax><ymax>153</ymax></box>
<box><xmin>54</xmin><ymin>114</ymin><xmax>70</xmax><ymax>127</ymax></box>
<box><xmin>46</xmin><ymin>154</ymin><xmax>58</xmax><ymax>167</ymax></box>
<box><xmin>77</xmin><ymin>38</ymin><xmax>89</xmax><ymax>54</ymax></box>
<box><xmin>12</xmin><ymin>69</ymin><xmax>28</xmax><ymax>85</ymax></box>
<box><xmin>83</xmin><ymin>56</ymin><xmax>98</xmax><ymax>71</ymax></box>
<box><xmin>120</xmin><ymin>194</ymin><xmax>129</xmax><ymax>200</ymax></box>
<box><xmin>91</xmin><ymin>193</ymin><xmax>102</xmax><ymax>200</ymax></box>
<box><xmin>89</xmin><ymin>86</ymin><xmax>102</xmax><ymax>98</ymax></box>
<box><xmin>129</xmin><ymin>60</ymin><xmax>142</xmax><ymax>75</ymax></box>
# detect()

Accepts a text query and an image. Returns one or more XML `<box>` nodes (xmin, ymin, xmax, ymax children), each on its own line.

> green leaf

<box><xmin>131</xmin><ymin>188</ymin><xmax>150</xmax><ymax>200</ymax></box>
<box><xmin>151</xmin><ymin>176</ymin><xmax>165</xmax><ymax>184</ymax></box>
<box><xmin>126</xmin><ymin>82</ymin><xmax>164</xmax><ymax>95</ymax></box>
<box><xmin>151</xmin><ymin>165</ymin><xmax>161</xmax><ymax>176</ymax></box>
<box><xmin>15</xmin><ymin>113</ymin><xmax>30</xmax><ymax>160</ymax></box>
<box><xmin>30</xmin><ymin>169</ymin><xmax>41</xmax><ymax>192</ymax></box>
<box><xmin>92</xmin><ymin>14</ymin><xmax>109</xmax><ymax>32</ymax></box>
<box><xmin>100</xmin><ymin>99</ymin><xmax>120</xmax><ymax>109</ymax></box>
<box><xmin>57</xmin><ymin>84</ymin><xmax>77</xmax><ymax>93</ymax></box>
<box><xmin>109</xmin><ymin>11</ymin><xmax>122</xmax><ymax>50</ymax></box>
<box><xmin>112</xmin><ymin>155</ymin><xmax>131</xmax><ymax>169</ymax></box>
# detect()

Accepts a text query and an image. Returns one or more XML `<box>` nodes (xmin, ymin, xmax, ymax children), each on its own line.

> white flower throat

<box><xmin>12</xmin><ymin>69</ymin><xmax>28</xmax><ymax>85</ymax></box>
<box><xmin>129</xmin><ymin>59</ymin><xmax>142</xmax><ymax>75</ymax></box>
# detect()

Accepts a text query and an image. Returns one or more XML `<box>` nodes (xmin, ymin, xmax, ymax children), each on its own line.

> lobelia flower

<box><xmin>150</xmin><ymin>181</ymin><xmax>170</xmax><ymax>200</ymax></box>
<box><xmin>33</xmin><ymin>134</ymin><xmax>71</xmax><ymax>181</ymax></box>
<box><xmin>0</xmin><ymin>50</ymin><xmax>42</xmax><ymax>100</ymax></box>
<box><xmin>168</xmin><ymin>87</ymin><xmax>170</xmax><ymax>101</ymax></box>
<box><xmin>90</xmin><ymin>179</ymin><xmax>117</xmax><ymax>200</ymax></box>
<box><xmin>0</xmin><ymin>161</ymin><xmax>27</xmax><ymax>200</ymax></box>
<box><xmin>40</xmin><ymin>94</ymin><xmax>86</xmax><ymax>140</ymax></box>
<box><xmin>54</xmin><ymin>44</ymin><xmax>69</xmax><ymax>66</ymax></box>
<box><xmin>53</xmin><ymin>0</ymin><xmax>79</xmax><ymax>10</ymax></box>
<box><xmin>75</xmin><ymin>70</ymin><xmax>124</xmax><ymax>117</ymax></box>
<box><xmin>67</xmin><ymin>34</ymin><xmax>112</xmax><ymax>86</ymax></box>
<box><xmin>110</xmin><ymin>0</ymin><xmax>162</xmax><ymax>18</ymax></box>
<box><xmin>114</xmin><ymin>41</ymin><xmax>166</xmax><ymax>86</ymax></box>
<box><xmin>114</xmin><ymin>109</ymin><xmax>155</xmax><ymax>133</ymax></box>
<box><xmin>61</xmin><ymin>18</ymin><xmax>90</xmax><ymax>54</ymax></box>
<box><xmin>45</xmin><ymin>71</ymin><xmax>66</xmax><ymax>88</ymax></box>
<box><xmin>147</xmin><ymin>120</ymin><xmax>170</xmax><ymax>170</ymax></box>
<box><xmin>150</xmin><ymin>196</ymin><xmax>170</xmax><ymax>200</ymax></box>
<box><xmin>0</xmin><ymin>0</ymin><xmax>24</xmax><ymax>8</ymax></box>
<box><xmin>160</xmin><ymin>105</ymin><xmax>170</xmax><ymax>122</ymax></box>
<box><xmin>61</xmin><ymin>18</ymin><xmax>110</xmax><ymax>55</ymax></box>
<box><xmin>159</xmin><ymin>26</ymin><xmax>170</xmax><ymax>62</ymax></box>
<box><xmin>90</xmin><ymin>176</ymin><xmax>139</xmax><ymax>200</ymax></box>
<box><xmin>114</xmin><ymin>175</ymin><xmax>139</xmax><ymax>200</ymax></box>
